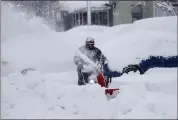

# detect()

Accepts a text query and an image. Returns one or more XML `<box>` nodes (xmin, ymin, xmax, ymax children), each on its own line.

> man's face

<box><xmin>87</xmin><ymin>44</ymin><xmax>94</xmax><ymax>50</ymax></box>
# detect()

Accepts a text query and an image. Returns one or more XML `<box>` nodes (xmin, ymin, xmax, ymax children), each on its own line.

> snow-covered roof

<box><xmin>59</xmin><ymin>1</ymin><xmax>110</xmax><ymax>13</ymax></box>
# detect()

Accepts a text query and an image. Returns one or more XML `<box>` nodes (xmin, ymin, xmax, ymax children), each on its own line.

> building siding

<box><xmin>113</xmin><ymin>1</ymin><xmax>135</xmax><ymax>25</ymax></box>
<box><xmin>113</xmin><ymin>1</ymin><xmax>155</xmax><ymax>25</ymax></box>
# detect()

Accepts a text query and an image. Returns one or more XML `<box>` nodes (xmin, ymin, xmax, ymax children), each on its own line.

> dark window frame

<box><xmin>71</xmin><ymin>10</ymin><xmax>109</xmax><ymax>27</ymax></box>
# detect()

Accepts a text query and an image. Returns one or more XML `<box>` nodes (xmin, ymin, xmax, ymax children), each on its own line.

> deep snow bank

<box><xmin>100</xmin><ymin>16</ymin><xmax>177</xmax><ymax>71</ymax></box>
<box><xmin>2</xmin><ymin>68</ymin><xmax>177</xmax><ymax>119</ymax></box>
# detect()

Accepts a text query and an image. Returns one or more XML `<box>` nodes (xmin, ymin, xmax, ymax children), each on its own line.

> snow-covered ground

<box><xmin>1</xmin><ymin>2</ymin><xmax>177</xmax><ymax>119</ymax></box>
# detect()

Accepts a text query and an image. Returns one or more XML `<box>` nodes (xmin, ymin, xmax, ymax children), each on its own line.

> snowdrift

<box><xmin>100</xmin><ymin>16</ymin><xmax>177</xmax><ymax>71</ymax></box>
<box><xmin>1</xmin><ymin>2</ymin><xmax>177</xmax><ymax>119</ymax></box>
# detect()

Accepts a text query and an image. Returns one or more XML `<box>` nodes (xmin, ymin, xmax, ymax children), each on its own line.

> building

<box><xmin>53</xmin><ymin>0</ymin><xmax>177</xmax><ymax>32</ymax></box>
<box><xmin>53</xmin><ymin>1</ymin><xmax>114</xmax><ymax>31</ymax></box>
<box><xmin>113</xmin><ymin>0</ymin><xmax>177</xmax><ymax>25</ymax></box>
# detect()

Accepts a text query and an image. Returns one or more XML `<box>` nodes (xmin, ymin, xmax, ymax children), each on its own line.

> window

<box><xmin>76</xmin><ymin>14</ymin><xmax>79</xmax><ymax>26</ymax></box>
<box><xmin>91</xmin><ymin>12</ymin><xmax>96</xmax><ymax>25</ymax></box>
<box><xmin>132</xmin><ymin>13</ymin><xmax>142</xmax><ymax>22</ymax></box>
<box><xmin>103</xmin><ymin>12</ymin><xmax>108</xmax><ymax>25</ymax></box>
<box><xmin>80</xmin><ymin>13</ymin><xmax>83</xmax><ymax>25</ymax></box>
<box><xmin>83</xmin><ymin>12</ymin><xmax>87</xmax><ymax>25</ymax></box>
<box><xmin>91</xmin><ymin>11</ymin><xmax>108</xmax><ymax>26</ymax></box>
<box><xmin>99</xmin><ymin>12</ymin><xmax>103</xmax><ymax>25</ymax></box>
<box><xmin>131</xmin><ymin>5</ymin><xmax>143</xmax><ymax>22</ymax></box>
<box><xmin>95</xmin><ymin>12</ymin><xmax>99</xmax><ymax>25</ymax></box>
<box><xmin>73</xmin><ymin>14</ymin><xmax>75</xmax><ymax>26</ymax></box>
<box><xmin>72</xmin><ymin>10</ymin><xmax>109</xmax><ymax>27</ymax></box>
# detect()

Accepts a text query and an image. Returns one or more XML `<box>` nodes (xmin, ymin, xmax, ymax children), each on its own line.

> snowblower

<box><xmin>96</xmin><ymin>62</ymin><xmax>120</xmax><ymax>100</ymax></box>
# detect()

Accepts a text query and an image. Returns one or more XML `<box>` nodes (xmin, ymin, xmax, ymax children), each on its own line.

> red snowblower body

<box><xmin>97</xmin><ymin>72</ymin><xmax>120</xmax><ymax>99</ymax></box>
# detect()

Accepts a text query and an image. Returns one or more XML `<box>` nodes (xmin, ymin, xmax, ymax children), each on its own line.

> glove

<box><xmin>100</xmin><ymin>54</ymin><xmax>106</xmax><ymax>60</ymax></box>
<box><xmin>122</xmin><ymin>64</ymin><xmax>142</xmax><ymax>74</ymax></box>
<box><xmin>78</xmin><ymin>63</ymin><xmax>83</xmax><ymax>70</ymax></box>
<box><xmin>100</xmin><ymin>55</ymin><xmax>107</xmax><ymax>65</ymax></box>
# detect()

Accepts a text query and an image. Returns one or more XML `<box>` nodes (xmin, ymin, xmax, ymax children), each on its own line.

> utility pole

<box><xmin>87</xmin><ymin>0</ymin><xmax>91</xmax><ymax>25</ymax></box>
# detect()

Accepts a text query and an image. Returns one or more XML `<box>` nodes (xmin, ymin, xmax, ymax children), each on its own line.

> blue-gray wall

<box><xmin>113</xmin><ymin>1</ymin><xmax>154</xmax><ymax>25</ymax></box>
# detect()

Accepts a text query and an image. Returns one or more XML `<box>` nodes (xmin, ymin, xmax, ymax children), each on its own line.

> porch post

<box><xmin>87</xmin><ymin>0</ymin><xmax>91</xmax><ymax>25</ymax></box>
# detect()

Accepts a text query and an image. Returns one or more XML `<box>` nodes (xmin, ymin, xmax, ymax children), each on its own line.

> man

<box><xmin>73</xmin><ymin>37</ymin><xmax>121</xmax><ymax>86</ymax></box>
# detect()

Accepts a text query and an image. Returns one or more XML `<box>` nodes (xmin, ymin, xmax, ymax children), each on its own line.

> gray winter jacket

<box><xmin>74</xmin><ymin>45</ymin><xmax>104</xmax><ymax>66</ymax></box>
